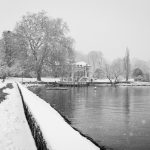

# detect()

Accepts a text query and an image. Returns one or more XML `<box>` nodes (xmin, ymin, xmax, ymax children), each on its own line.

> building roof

<box><xmin>75</xmin><ymin>61</ymin><xmax>90</xmax><ymax>67</ymax></box>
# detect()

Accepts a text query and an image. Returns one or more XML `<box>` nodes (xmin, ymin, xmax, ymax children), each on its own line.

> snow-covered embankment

<box><xmin>17</xmin><ymin>83</ymin><xmax>100</xmax><ymax>150</ymax></box>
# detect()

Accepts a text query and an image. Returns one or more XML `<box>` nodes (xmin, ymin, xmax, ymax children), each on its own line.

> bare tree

<box><xmin>87</xmin><ymin>51</ymin><xmax>104</xmax><ymax>76</ymax></box>
<box><xmin>103</xmin><ymin>58</ymin><xmax>124</xmax><ymax>84</ymax></box>
<box><xmin>15</xmin><ymin>11</ymin><xmax>74</xmax><ymax>81</ymax></box>
<box><xmin>0</xmin><ymin>31</ymin><xmax>27</xmax><ymax>77</ymax></box>
<box><xmin>103</xmin><ymin>63</ymin><xmax>114</xmax><ymax>83</ymax></box>
<box><xmin>2</xmin><ymin>31</ymin><xmax>19</xmax><ymax>67</ymax></box>
<box><xmin>111</xmin><ymin>58</ymin><xmax>124</xmax><ymax>82</ymax></box>
<box><xmin>93</xmin><ymin>68</ymin><xmax>105</xmax><ymax>79</ymax></box>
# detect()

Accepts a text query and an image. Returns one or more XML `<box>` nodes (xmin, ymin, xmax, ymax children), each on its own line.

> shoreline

<box><xmin>25</xmin><ymin>82</ymin><xmax>150</xmax><ymax>87</ymax></box>
<box><xmin>2</xmin><ymin>77</ymin><xmax>150</xmax><ymax>87</ymax></box>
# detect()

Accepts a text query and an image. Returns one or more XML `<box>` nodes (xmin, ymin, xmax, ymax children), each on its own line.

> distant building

<box><xmin>71</xmin><ymin>61</ymin><xmax>91</xmax><ymax>82</ymax></box>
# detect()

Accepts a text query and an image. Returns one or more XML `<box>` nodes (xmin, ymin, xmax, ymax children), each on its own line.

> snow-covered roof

<box><xmin>75</xmin><ymin>61</ymin><xmax>90</xmax><ymax>67</ymax></box>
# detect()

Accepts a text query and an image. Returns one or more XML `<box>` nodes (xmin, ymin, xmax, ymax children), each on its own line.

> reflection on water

<box><xmin>30</xmin><ymin>86</ymin><xmax>150</xmax><ymax>150</ymax></box>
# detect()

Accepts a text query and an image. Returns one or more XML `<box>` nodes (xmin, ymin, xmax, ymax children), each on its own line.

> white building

<box><xmin>72</xmin><ymin>61</ymin><xmax>91</xmax><ymax>81</ymax></box>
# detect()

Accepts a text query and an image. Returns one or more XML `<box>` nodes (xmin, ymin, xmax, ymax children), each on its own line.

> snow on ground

<box><xmin>94</xmin><ymin>79</ymin><xmax>110</xmax><ymax>82</ymax></box>
<box><xmin>18</xmin><ymin>83</ymin><xmax>100</xmax><ymax>150</ymax></box>
<box><xmin>93</xmin><ymin>79</ymin><xmax>150</xmax><ymax>86</ymax></box>
<box><xmin>0</xmin><ymin>82</ymin><xmax>6</xmax><ymax>89</ymax></box>
<box><xmin>117</xmin><ymin>81</ymin><xmax>150</xmax><ymax>86</ymax></box>
<box><xmin>6</xmin><ymin>77</ymin><xmax>60</xmax><ymax>83</ymax></box>
<box><xmin>94</xmin><ymin>78</ymin><xmax>134</xmax><ymax>82</ymax></box>
<box><xmin>0</xmin><ymin>82</ymin><xmax>36</xmax><ymax>150</ymax></box>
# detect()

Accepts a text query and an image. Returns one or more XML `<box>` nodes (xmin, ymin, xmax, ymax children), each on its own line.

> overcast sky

<box><xmin>0</xmin><ymin>0</ymin><xmax>150</xmax><ymax>61</ymax></box>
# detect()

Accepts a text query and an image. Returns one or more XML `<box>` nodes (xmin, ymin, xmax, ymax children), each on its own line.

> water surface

<box><xmin>30</xmin><ymin>86</ymin><xmax>150</xmax><ymax>150</ymax></box>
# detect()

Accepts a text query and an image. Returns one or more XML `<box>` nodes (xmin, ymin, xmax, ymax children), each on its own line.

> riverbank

<box><xmin>25</xmin><ymin>81</ymin><xmax>150</xmax><ymax>88</ymax></box>
<box><xmin>93</xmin><ymin>81</ymin><xmax>150</xmax><ymax>87</ymax></box>
<box><xmin>3</xmin><ymin>77</ymin><xmax>150</xmax><ymax>87</ymax></box>
<box><xmin>0</xmin><ymin>81</ymin><xmax>103</xmax><ymax>150</ymax></box>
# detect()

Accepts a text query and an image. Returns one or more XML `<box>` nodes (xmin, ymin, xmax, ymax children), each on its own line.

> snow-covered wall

<box><xmin>18</xmin><ymin>85</ymin><xmax>48</xmax><ymax>150</ymax></box>
<box><xmin>17</xmin><ymin>83</ymin><xmax>100</xmax><ymax>150</ymax></box>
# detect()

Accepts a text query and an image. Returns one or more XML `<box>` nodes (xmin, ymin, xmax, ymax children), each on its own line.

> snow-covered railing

<box><xmin>17</xmin><ymin>83</ymin><xmax>101</xmax><ymax>150</ymax></box>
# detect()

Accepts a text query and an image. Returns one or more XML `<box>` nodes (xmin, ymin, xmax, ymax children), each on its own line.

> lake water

<box><xmin>30</xmin><ymin>86</ymin><xmax>150</xmax><ymax>150</ymax></box>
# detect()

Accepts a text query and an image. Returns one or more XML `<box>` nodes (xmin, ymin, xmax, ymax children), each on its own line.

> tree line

<box><xmin>0</xmin><ymin>11</ymin><xmax>149</xmax><ymax>82</ymax></box>
<box><xmin>0</xmin><ymin>11</ymin><xmax>75</xmax><ymax>81</ymax></box>
<box><xmin>78</xmin><ymin>48</ymin><xmax>150</xmax><ymax>83</ymax></box>
<box><xmin>85</xmin><ymin>48</ymin><xmax>130</xmax><ymax>82</ymax></box>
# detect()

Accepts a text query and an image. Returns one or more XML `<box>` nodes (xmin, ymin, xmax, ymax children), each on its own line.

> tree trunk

<box><xmin>37</xmin><ymin>69</ymin><xmax>41</xmax><ymax>81</ymax></box>
<box><xmin>108</xmin><ymin>78</ymin><xmax>113</xmax><ymax>85</ymax></box>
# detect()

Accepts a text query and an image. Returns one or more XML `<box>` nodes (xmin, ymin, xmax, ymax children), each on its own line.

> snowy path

<box><xmin>0</xmin><ymin>82</ymin><xmax>36</xmax><ymax>150</ymax></box>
